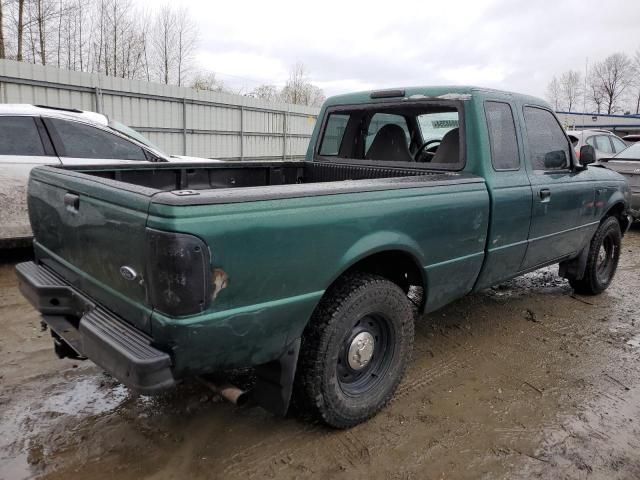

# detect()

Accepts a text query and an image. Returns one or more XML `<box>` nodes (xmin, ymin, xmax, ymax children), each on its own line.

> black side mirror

<box><xmin>579</xmin><ymin>145</ymin><xmax>596</xmax><ymax>165</ymax></box>
<box><xmin>544</xmin><ymin>150</ymin><xmax>568</xmax><ymax>169</ymax></box>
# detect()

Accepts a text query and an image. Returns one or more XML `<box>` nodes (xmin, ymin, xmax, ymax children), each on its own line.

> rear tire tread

<box><xmin>293</xmin><ymin>272</ymin><xmax>414</xmax><ymax>428</ymax></box>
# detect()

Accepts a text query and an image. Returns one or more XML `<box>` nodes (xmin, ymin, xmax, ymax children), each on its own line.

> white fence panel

<box><xmin>0</xmin><ymin>60</ymin><xmax>320</xmax><ymax>161</ymax></box>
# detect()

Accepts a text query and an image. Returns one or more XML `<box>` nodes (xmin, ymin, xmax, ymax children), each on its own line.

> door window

<box><xmin>610</xmin><ymin>136</ymin><xmax>627</xmax><ymax>153</ymax></box>
<box><xmin>48</xmin><ymin>118</ymin><xmax>147</xmax><ymax>160</ymax></box>
<box><xmin>594</xmin><ymin>135</ymin><xmax>613</xmax><ymax>154</ymax></box>
<box><xmin>523</xmin><ymin>107</ymin><xmax>570</xmax><ymax>171</ymax></box>
<box><xmin>485</xmin><ymin>102</ymin><xmax>520</xmax><ymax>170</ymax></box>
<box><xmin>0</xmin><ymin>116</ymin><xmax>46</xmax><ymax>155</ymax></box>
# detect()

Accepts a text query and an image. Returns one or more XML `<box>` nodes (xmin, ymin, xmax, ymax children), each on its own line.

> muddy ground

<box><xmin>1</xmin><ymin>228</ymin><xmax>639</xmax><ymax>480</ymax></box>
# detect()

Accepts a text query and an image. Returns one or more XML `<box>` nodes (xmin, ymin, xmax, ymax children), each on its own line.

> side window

<box><xmin>523</xmin><ymin>107</ymin><xmax>570</xmax><ymax>171</ymax></box>
<box><xmin>365</xmin><ymin>113</ymin><xmax>409</xmax><ymax>152</ymax></box>
<box><xmin>319</xmin><ymin>114</ymin><xmax>349</xmax><ymax>156</ymax></box>
<box><xmin>0</xmin><ymin>116</ymin><xmax>46</xmax><ymax>156</ymax></box>
<box><xmin>485</xmin><ymin>101</ymin><xmax>520</xmax><ymax>170</ymax></box>
<box><xmin>48</xmin><ymin>118</ymin><xmax>147</xmax><ymax>160</ymax></box>
<box><xmin>595</xmin><ymin>135</ymin><xmax>613</xmax><ymax>154</ymax></box>
<box><xmin>611</xmin><ymin>136</ymin><xmax>627</xmax><ymax>153</ymax></box>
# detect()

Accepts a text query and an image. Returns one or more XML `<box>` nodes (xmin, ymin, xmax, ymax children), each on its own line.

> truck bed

<box><xmin>40</xmin><ymin>160</ymin><xmax>482</xmax><ymax>205</ymax></box>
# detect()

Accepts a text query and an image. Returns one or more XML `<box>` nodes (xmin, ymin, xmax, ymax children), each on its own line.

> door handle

<box><xmin>64</xmin><ymin>192</ymin><xmax>80</xmax><ymax>212</ymax></box>
<box><xmin>539</xmin><ymin>188</ymin><xmax>551</xmax><ymax>202</ymax></box>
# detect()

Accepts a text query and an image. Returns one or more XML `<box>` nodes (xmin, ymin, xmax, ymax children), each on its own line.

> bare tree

<box><xmin>280</xmin><ymin>62</ymin><xmax>325</xmax><ymax>107</ymax></box>
<box><xmin>559</xmin><ymin>70</ymin><xmax>582</xmax><ymax>112</ymax></box>
<box><xmin>191</xmin><ymin>71</ymin><xmax>227</xmax><ymax>92</ymax></box>
<box><xmin>174</xmin><ymin>7</ymin><xmax>196</xmax><ymax>86</ymax></box>
<box><xmin>35</xmin><ymin>0</ymin><xmax>50</xmax><ymax>64</ymax></box>
<box><xmin>149</xmin><ymin>5</ymin><xmax>197</xmax><ymax>86</ymax></box>
<box><xmin>587</xmin><ymin>73</ymin><xmax>605</xmax><ymax>114</ymax></box>
<box><xmin>546</xmin><ymin>76</ymin><xmax>561</xmax><ymax>110</ymax></box>
<box><xmin>16</xmin><ymin>0</ymin><xmax>24</xmax><ymax>60</ymax></box>
<box><xmin>251</xmin><ymin>84</ymin><xmax>280</xmax><ymax>102</ymax></box>
<box><xmin>591</xmin><ymin>53</ymin><xmax>633</xmax><ymax>114</ymax></box>
<box><xmin>151</xmin><ymin>5</ymin><xmax>175</xmax><ymax>84</ymax></box>
<box><xmin>0</xmin><ymin>1</ymin><xmax>6</xmax><ymax>59</ymax></box>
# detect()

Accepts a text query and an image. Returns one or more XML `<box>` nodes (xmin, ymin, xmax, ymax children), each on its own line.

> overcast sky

<box><xmin>138</xmin><ymin>0</ymin><xmax>639</xmax><ymax>99</ymax></box>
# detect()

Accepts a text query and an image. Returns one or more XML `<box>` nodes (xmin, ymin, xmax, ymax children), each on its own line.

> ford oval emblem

<box><xmin>120</xmin><ymin>266</ymin><xmax>137</xmax><ymax>281</ymax></box>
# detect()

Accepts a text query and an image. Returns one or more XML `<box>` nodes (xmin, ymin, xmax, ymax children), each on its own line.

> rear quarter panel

<box><xmin>146</xmin><ymin>182</ymin><xmax>489</xmax><ymax>374</ymax></box>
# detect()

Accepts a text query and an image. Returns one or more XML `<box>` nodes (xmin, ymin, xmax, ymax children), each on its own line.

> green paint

<box><xmin>28</xmin><ymin>86</ymin><xmax>631</xmax><ymax>378</ymax></box>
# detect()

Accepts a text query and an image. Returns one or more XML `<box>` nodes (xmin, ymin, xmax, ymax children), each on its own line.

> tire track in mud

<box><xmin>221</xmin><ymin>351</ymin><xmax>462</xmax><ymax>479</ymax></box>
<box><xmin>393</xmin><ymin>356</ymin><xmax>461</xmax><ymax>402</ymax></box>
<box><xmin>220</xmin><ymin>422</ymin><xmax>323</xmax><ymax>478</ymax></box>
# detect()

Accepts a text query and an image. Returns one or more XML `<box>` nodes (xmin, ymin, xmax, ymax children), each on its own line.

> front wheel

<box><xmin>294</xmin><ymin>273</ymin><xmax>414</xmax><ymax>428</ymax></box>
<box><xmin>569</xmin><ymin>216</ymin><xmax>621</xmax><ymax>295</ymax></box>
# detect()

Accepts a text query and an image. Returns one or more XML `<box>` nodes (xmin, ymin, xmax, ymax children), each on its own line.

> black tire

<box><xmin>294</xmin><ymin>273</ymin><xmax>414</xmax><ymax>428</ymax></box>
<box><xmin>569</xmin><ymin>216</ymin><xmax>621</xmax><ymax>295</ymax></box>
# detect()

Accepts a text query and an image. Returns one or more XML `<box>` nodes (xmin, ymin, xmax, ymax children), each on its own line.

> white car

<box><xmin>0</xmin><ymin>104</ymin><xmax>219</xmax><ymax>247</ymax></box>
<box><xmin>566</xmin><ymin>129</ymin><xmax>628</xmax><ymax>163</ymax></box>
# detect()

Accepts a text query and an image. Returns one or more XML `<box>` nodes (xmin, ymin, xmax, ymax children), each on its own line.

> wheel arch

<box><xmin>603</xmin><ymin>201</ymin><xmax>629</xmax><ymax>234</ymax></box>
<box><xmin>322</xmin><ymin>233</ymin><xmax>428</xmax><ymax>313</ymax></box>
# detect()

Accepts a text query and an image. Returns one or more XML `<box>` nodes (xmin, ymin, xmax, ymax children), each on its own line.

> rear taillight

<box><xmin>145</xmin><ymin>228</ymin><xmax>211</xmax><ymax>317</ymax></box>
<box><xmin>575</xmin><ymin>148</ymin><xmax>581</xmax><ymax>159</ymax></box>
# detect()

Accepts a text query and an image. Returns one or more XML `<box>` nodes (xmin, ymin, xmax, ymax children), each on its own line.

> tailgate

<box><xmin>28</xmin><ymin>166</ymin><xmax>155</xmax><ymax>333</ymax></box>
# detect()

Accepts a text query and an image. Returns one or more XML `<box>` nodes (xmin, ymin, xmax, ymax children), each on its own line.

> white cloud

<box><xmin>137</xmin><ymin>0</ymin><xmax>640</xmax><ymax>100</ymax></box>
<box><xmin>440</xmin><ymin>65</ymin><xmax>509</xmax><ymax>86</ymax></box>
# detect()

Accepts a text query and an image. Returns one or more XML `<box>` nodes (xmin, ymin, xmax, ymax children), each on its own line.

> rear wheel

<box><xmin>569</xmin><ymin>216</ymin><xmax>621</xmax><ymax>295</ymax></box>
<box><xmin>294</xmin><ymin>273</ymin><xmax>414</xmax><ymax>428</ymax></box>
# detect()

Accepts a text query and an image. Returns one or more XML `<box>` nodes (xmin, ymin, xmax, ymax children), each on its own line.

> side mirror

<box><xmin>579</xmin><ymin>145</ymin><xmax>596</xmax><ymax>165</ymax></box>
<box><xmin>544</xmin><ymin>150</ymin><xmax>568</xmax><ymax>169</ymax></box>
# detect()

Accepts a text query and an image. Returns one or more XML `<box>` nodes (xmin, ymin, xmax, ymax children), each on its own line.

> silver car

<box><xmin>0</xmin><ymin>105</ymin><xmax>215</xmax><ymax>247</ymax></box>
<box><xmin>602</xmin><ymin>142</ymin><xmax>640</xmax><ymax>220</ymax></box>
<box><xmin>566</xmin><ymin>129</ymin><xmax>628</xmax><ymax>163</ymax></box>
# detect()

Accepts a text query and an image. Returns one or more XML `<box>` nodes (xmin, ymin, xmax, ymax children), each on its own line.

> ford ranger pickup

<box><xmin>16</xmin><ymin>86</ymin><xmax>632</xmax><ymax>428</ymax></box>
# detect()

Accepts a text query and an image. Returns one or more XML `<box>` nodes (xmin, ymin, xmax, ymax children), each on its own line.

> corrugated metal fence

<box><xmin>0</xmin><ymin>60</ymin><xmax>320</xmax><ymax>160</ymax></box>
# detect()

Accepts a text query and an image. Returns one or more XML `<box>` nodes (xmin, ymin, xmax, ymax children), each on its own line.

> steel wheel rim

<box><xmin>596</xmin><ymin>232</ymin><xmax>617</xmax><ymax>284</ymax></box>
<box><xmin>337</xmin><ymin>313</ymin><xmax>395</xmax><ymax>396</ymax></box>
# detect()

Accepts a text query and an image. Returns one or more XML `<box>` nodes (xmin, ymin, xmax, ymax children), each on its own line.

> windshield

<box><xmin>108</xmin><ymin>120</ymin><xmax>165</xmax><ymax>154</ymax></box>
<box><xmin>417</xmin><ymin>112</ymin><xmax>459</xmax><ymax>143</ymax></box>
<box><xmin>614</xmin><ymin>142</ymin><xmax>640</xmax><ymax>160</ymax></box>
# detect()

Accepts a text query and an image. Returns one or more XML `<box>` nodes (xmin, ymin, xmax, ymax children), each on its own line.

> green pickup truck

<box><xmin>17</xmin><ymin>86</ymin><xmax>632</xmax><ymax>428</ymax></box>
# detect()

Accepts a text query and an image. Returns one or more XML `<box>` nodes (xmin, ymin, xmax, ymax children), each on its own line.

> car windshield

<box><xmin>614</xmin><ymin>142</ymin><xmax>640</xmax><ymax>160</ymax></box>
<box><xmin>108</xmin><ymin>120</ymin><xmax>165</xmax><ymax>155</ymax></box>
<box><xmin>418</xmin><ymin>112</ymin><xmax>459</xmax><ymax>143</ymax></box>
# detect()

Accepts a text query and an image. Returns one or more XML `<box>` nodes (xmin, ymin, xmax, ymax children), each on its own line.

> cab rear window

<box><xmin>316</xmin><ymin>102</ymin><xmax>463</xmax><ymax>170</ymax></box>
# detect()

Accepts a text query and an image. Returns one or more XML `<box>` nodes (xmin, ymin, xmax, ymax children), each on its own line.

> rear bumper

<box><xmin>16</xmin><ymin>261</ymin><xmax>175</xmax><ymax>394</ymax></box>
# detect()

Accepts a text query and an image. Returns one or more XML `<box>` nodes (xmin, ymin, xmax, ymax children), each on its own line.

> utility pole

<box><xmin>583</xmin><ymin>57</ymin><xmax>588</xmax><ymax>114</ymax></box>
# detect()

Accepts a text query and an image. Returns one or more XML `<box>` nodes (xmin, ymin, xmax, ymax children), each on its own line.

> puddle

<box><xmin>40</xmin><ymin>378</ymin><xmax>129</xmax><ymax>416</ymax></box>
<box><xmin>0</xmin><ymin>376</ymin><xmax>132</xmax><ymax>480</ymax></box>
<box><xmin>627</xmin><ymin>334</ymin><xmax>640</xmax><ymax>348</ymax></box>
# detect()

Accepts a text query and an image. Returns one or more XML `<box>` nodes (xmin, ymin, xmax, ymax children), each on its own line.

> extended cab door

<box><xmin>474</xmin><ymin>101</ymin><xmax>532</xmax><ymax>289</ymax></box>
<box><xmin>519</xmin><ymin>106</ymin><xmax>595</xmax><ymax>270</ymax></box>
<box><xmin>42</xmin><ymin>117</ymin><xmax>151</xmax><ymax>165</ymax></box>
